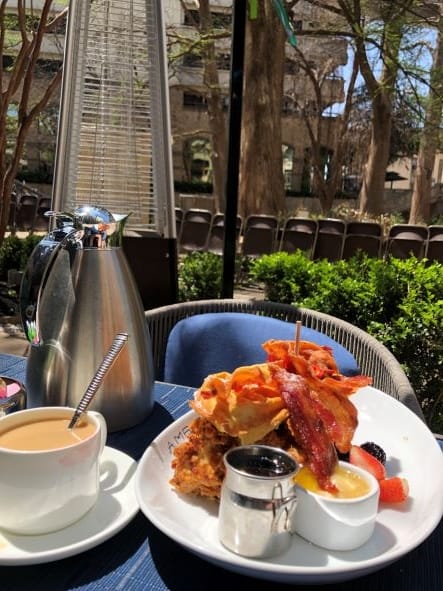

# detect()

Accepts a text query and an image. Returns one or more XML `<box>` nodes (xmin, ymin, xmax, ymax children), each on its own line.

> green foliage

<box><xmin>235</xmin><ymin>255</ymin><xmax>256</xmax><ymax>286</ymax></box>
<box><xmin>178</xmin><ymin>252</ymin><xmax>222</xmax><ymax>301</ymax></box>
<box><xmin>17</xmin><ymin>168</ymin><xmax>53</xmax><ymax>184</ymax></box>
<box><xmin>300</xmin><ymin>257</ymin><xmax>385</xmax><ymax>327</ymax></box>
<box><xmin>370</xmin><ymin>298</ymin><xmax>443</xmax><ymax>432</ymax></box>
<box><xmin>249</xmin><ymin>250</ymin><xmax>443</xmax><ymax>432</ymax></box>
<box><xmin>0</xmin><ymin>234</ymin><xmax>42</xmax><ymax>281</ymax></box>
<box><xmin>20</xmin><ymin>234</ymin><xmax>43</xmax><ymax>269</ymax></box>
<box><xmin>0</xmin><ymin>236</ymin><xmax>25</xmax><ymax>279</ymax></box>
<box><xmin>250</xmin><ymin>251</ymin><xmax>314</xmax><ymax>303</ymax></box>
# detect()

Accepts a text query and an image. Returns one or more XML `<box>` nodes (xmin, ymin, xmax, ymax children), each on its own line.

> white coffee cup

<box><xmin>293</xmin><ymin>461</ymin><xmax>379</xmax><ymax>551</ymax></box>
<box><xmin>0</xmin><ymin>406</ymin><xmax>107</xmax><ymax>535</ymax></box>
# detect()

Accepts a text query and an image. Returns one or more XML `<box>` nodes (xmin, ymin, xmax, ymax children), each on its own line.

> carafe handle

<box><xmin>19</xmin><ymin>226</ymin><xmax>81</xmax><ymax>345</ymax></box>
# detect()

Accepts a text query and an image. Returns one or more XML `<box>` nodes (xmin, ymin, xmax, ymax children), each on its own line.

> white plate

<box><xmin>0</xmin><ymin>446</ymin><xmax>138</xmax><ymax>565</ymax></box>
<box><xmin>135</xmin><ymin>386</ymin><xmax>443</xmax><ymax>584</ymax></box>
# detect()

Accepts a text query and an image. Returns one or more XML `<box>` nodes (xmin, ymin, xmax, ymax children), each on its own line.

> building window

<box><xmin>183</xmin><ymin>53</ymin><xmax>203</xmax><ymax>68</ymax></box>
<box><xmin>301</xmin><ymin>148</ymin><xmax>312</xmax><ymax>194</ymax></box>
<box><xmin>183</xmin><ymin>92</ymin><xmax>207</xmax><ymax>109</ymax></box>
<box><xmin>284</xmin><ymin>59</ymin><xmax>300</xmax><ymax>75</ymax></box>
<box><xmin>282</xmin><ymin>96</ymin><xmax>299</xmax><ymax>115</ymax></box>
<box><xmin>300</xmin><ymin>146</ymin><xmax>334</xmax><ymax>194</ymax></box>
<box><xmin>320</xmin><ymin>146</ymin><xmax>333</xmax><ymax>181</ymax></box>
<box><xmin>282</xmin><ymin>144</ymin><xmax>296</xmax><ymax>191</ymax></box>
<box><xmin>183</xmin><ymin>9</ymin><xmax>199</xmax><ymax>26</ymax></box>
<box><xmin>2</xmin><ymin>55</ymin><xmax>14</xmax><ymax>69</ymax></box>
<box><xmin>216</xmin><ymin>53</ymin><xmax>231</xmax><ymax>70</ymax></box>
<box><xmin>183</xmin><ymin>10</ymin><xmax>231</xmax><ymax>29</ymax></box>
<box><xmin>36</xmin><ymin>59</ymin><xmax>62</xmax><ymax>75</ymax></box>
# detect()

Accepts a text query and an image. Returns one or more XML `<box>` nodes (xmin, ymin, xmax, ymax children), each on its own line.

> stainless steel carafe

<box><xmin>19</xmin><ymin>205</ymin><xmax>154</xmax><ymax>432</ymax></box>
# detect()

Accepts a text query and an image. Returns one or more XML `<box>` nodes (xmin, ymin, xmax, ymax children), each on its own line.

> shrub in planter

<box><xmin>178</xmin><ymin>251</ymin><xmax>223</xmax><ymax>301</ymax></box>
<box><xmin>250</xmin><ymin>250</ymin><xmax>315</xmax><ymax>303</ymax></box>
<box><xmin>370</xmin><ymin>297</ymin><xmax>443</xmax><ymax>432</ymax></box>
<box><xmin>248</xmin><ymin>251</ymin><xmax>443</xmax><ymax>432</ymax></box>
<box><xmin>20</xmin><ymin>234</ymin><xmax>43</xmax><ymax>270</ymax></box>
<box><xmin>300</xmin><ymin>255</ymin><xmax>414</xmax><ymax>328</ymax></box>
<box><xmin>368</xmin><ymin>258</ymin><xmax>443</xmax><ymax>432</ymax></box>
<box><xmin>0</xmin><ymin>236</ymin><xmax>24</xmax><ymax>280</ymax></box>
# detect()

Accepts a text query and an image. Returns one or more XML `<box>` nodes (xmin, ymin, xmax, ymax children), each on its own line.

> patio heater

<box><xmin>52</xmin><ymin>0</ymin><xmax>177</xmax><ymax>308</ymax></box>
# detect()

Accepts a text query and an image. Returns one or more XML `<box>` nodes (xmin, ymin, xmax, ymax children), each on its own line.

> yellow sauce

<box><xmin>294</xmin><ymin>465</ymin><xmax>371</xmax><ymax>499</ymax></box>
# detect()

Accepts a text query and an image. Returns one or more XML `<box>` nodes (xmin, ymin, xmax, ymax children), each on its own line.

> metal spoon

<box><xmin>68</xmin><ymin>332</ymin><xmax>129</xmax><ymax>429</ymax></box>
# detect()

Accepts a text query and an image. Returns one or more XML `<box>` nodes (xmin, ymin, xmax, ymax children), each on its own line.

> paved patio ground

<box><xmin>0</xmin><ymin>319</ymin><xmax>28</xmax><ymax>356</ymax></box>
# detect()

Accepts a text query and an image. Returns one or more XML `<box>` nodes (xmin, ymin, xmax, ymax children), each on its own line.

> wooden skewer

<box><xmin>295</xmin><ymin>320</ymin><xmax>302</xmax><ymax>354</ymax></box>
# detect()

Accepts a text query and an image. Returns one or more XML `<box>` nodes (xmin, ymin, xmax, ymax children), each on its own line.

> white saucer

<box><xmin>0</xmin><ymin>446</ymin><xmax>139</xmax><ymax>565</ymax></box>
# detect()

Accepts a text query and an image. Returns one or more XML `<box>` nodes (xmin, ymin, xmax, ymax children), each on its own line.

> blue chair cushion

<box><xmin>164</xmin><ymin>312</ymin><xmax>360</xmax><ymax>388</ymax></box>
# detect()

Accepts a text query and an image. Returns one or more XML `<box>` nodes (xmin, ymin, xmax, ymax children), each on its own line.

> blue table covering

<box><xmin>0</xmin><ymin>354</ymin><xmax>442</xmax><ymax>591</ymax></box>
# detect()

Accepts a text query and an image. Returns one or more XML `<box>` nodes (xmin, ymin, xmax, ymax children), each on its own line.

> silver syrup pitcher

<box><xmin>218</xmin><ymin>445</ymin><xmax>298</xmax><ymax>558</ymax></box>
<box><xmin>19</xmin><ymin>205</ymin><xmax>154</xmax><ymax>432</ymax></box>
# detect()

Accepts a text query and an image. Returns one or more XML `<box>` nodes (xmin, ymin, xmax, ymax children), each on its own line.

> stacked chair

<box><xmin>174</xmin><ymin>206</ymin><xmax>441</xmax><ymax>265</ymax></box>
<box><xmin>178</xmin><ymin>208</ymin><xmax>212</xmax><ymax>253</ymax></box>
<box><xmin>7</xmin><ymin>181</ymin><xmax>51</xmax><ymax>234</ymax></box>
<box><xmin>385</xmin><ymin>224</ymin><xmax>429</xmax><ymax>259</ymax></box>
<box><xmin>174</xmin><ymin>207</ymin><xmax>183</xmax><ymax>238</ymax></box>
<box><xmin>425</xmin><ymin>225</ymin><xmax>443</xmax><ymax>262</ymax></box>
<box><xmin>341</xmin><ymin>221</ymin><xmax>383</xmax><ymax>259</ymax></box>
<box><xmin>206</xmin><ymin>213</ymin><xmax>243</xmax><ymax>256</ymax></box>
<box><xmin>15</xmin><ymin>193</ymin><xmax>39</xmax><ymax>232</ymax></box>
<box><xmin>313</xmin><ymin>218</ymin><xmax>346</xmax><ymax>261</ymax></box>
<box><xmin>241</xmin><ymin>214</ymin><xmax>279</xmax><ymax>257</ymax></box>
<box><xmin>32</xmin><ymin>197</ymin><xmax>52</xmax><ymax>232</ymax></box>
<box><xmin>279</xmin><ymin>217</ymin><xmax>318</xmax><ymax>257</ymax></box>
<box><xmin>7</xmin><ymin>194</ymin><xmax>18</xmax><ymax>232</ymax></box>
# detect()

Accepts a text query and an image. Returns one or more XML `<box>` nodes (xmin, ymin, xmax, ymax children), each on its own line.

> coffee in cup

<box><xmin>0</xmin><ymin>416</ymin><xmax>96</xmax><ymax>451</ymax></box>
<box><xmin>0</xmin><ymin>406</ymin><xmax>107</xmax><ymax>535</ymax></box>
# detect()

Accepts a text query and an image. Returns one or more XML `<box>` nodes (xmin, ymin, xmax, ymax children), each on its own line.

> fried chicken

<box><xmin>170</xmin><ymin>415</ymin><xmax>303</xmax><ymax>500</ymax></box>
<box><xmin>170</xmin><ymin>339</ymin><xmax>371</xmax><ymax>499</ymax></box>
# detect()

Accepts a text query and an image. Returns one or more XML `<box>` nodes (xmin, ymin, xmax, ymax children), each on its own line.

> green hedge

<box><xmin>4</xmin><ymin>238</ymin><xmax>442</xmax><ymax>432</ymax></box>
<box><xmin>250</xmin><ymin>251</ymin><xmax>443</xmax><ymax>433</ymax></box>
<box><xmin>0</xmin><ymin>234</ymin><xmax>42</xmax><ymax>280</ymax></box>
<box><xmin>178</xmin><ymin>251</ymin><xmax>223</xmax><ymax>301</ymax></box>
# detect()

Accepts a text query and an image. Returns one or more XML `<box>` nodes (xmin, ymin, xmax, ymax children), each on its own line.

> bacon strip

<box><xmin>263</xmin><ymin>339</ymin><xmax>372</xmax><ymax>396</ymax></box>
<box><xmin>273</xmin><ymin>368</ymin><xmax>338</xmax><ymax>493</ymax></box>
<box><xmin>309</xmin><ymin>388</ymin><xmax>358</xmax><ymax>453</ymax></box>
<box><xmin>264</xmin><ymin>340</ymin><xmax>362</xmax><ymax>453</ymax></box>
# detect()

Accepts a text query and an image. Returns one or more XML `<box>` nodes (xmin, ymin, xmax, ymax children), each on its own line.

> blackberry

<box><xmin>337</xmin><ymin>450</ymin><xmax>350</xmax><ymax>462</ymax></box>
<box><xmin>360</xmin><ymin>441</ymin><xmax>386</xmax><ymax>465</ymax></box>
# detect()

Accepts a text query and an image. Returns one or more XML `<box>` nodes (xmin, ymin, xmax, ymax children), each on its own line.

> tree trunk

<box><xmin>348</xmin><ymin>5</ymin><xmax>402</xmax><ymax>216</ymax></box>
<box><xmin>358</xmin><ymin>91</ymin><xmax>393</xmax><ymax>215</ymax></box>
<box><xmin>0</xmin><ymin>2</ymin><xmax>65</xmax><ymax>242</ymax></box>
<box><xmin>239</xmin><ymin>1</ymin><xmax>286</xmax><ymax>218</ymax></box>
<box><xmin>409</xmin><ymin>19</ymin><xmax>443</xmax><ymax>224</ymax></box>
<box><xmin>410</xmin><ymin>138</ymin><xmax>436</xmax><ymax>224</ymax></box>
<box><xmin>199</xmin><ymin>0</ymin><xmax>227</xmax><ymax>212</ymax></box>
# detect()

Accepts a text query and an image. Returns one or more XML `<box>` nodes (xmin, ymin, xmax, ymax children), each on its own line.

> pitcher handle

<box><xmin>19</xmin><ymin>227</ymin><xmax>80</xmax><ymax>345</ymax></box>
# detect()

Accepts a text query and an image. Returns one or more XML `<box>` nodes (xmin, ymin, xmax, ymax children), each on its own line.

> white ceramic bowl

<box><xmin>293</xmin><ymin>461</ymin><xmax>380</xmax><ymax>551</ymax></box>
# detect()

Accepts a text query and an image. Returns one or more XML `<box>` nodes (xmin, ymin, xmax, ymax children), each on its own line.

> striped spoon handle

<box><xmin>68</xmin><ymin>332</ymin><xmax>129</xmax><ymax>429</ymax></box>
